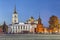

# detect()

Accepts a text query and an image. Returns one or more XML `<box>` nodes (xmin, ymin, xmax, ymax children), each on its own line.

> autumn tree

<box><xmin>49</xmin><ymin>15</ymin><xmax>59</xmax><ymax>28</ymax></box>
<box><xmin>49</xmin><ymin>15</ymin><xmax>59</xmax><ymax>33</ymax></box>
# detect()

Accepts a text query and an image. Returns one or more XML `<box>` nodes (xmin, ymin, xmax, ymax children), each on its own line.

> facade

<box><xmin>9</xmin><ymin>23</ymin><xmax>37</xmax><ymax>33</ymax></box>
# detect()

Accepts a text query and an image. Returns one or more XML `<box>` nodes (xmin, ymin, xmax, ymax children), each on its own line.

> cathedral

<box><xmin>8</xmin><ymin>6</ymin><xmax>37</xmax><ymax>34</ymax></box>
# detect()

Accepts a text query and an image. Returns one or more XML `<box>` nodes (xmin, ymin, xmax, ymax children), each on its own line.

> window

<box><xmin>15</xmin><ymin>15</ymin><xmax>16</xmax><ymax>18</ymax></box>
<box><xmin>21</xmin><ymin>26</ymin><xmax>22</xmax><ymax>29</ymax></box>
<box><xmin>16</xmin><ymin>27</ymin><xmax>17</xmax><ymax>33</ymax></box>
<box><xmin>26</xmin><ymin>26</ymin><xmax>27</xmax><ymax>30</ymax></box>
<box><xmin>14</xmin><ymin>20</ymin><xmax>16</xmax><ymax>23</ymax></box>
<box><xmin>18</xmin><ymin>26</ymin><xmax>20</xmax><ymax>29</ymax></box>
<box><xmin>23</xmin><ymin>26</ymin><xmax>25</xmax><ymax>29</ymax></box>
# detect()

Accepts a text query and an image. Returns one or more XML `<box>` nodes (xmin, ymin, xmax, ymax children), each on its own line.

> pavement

<box><xmin>0</xmin><ymin>34</ymin><xmax>60</xmax><ymax>40</ymax></box>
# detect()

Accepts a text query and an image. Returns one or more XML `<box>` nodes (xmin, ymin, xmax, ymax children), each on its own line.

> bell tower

<box><xmin>12</xmin><ymin>5</ymin><xmax>18</xmax><ymax>24</ymax></box>
<box><xmin>35</xmin><ymin>13</ymin><xmax>44</xmax><ymax>33</ymax></box>
<box><xmin>38</xmin><ymin>13</ymin><xmax>42</xmax><ymax>24</ymax></box>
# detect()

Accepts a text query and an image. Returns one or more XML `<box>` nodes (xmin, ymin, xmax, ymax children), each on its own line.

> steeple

<box><xmin>12</xmin><ymin>5</ymin><xmax>18</xmax><ymax>24</ymax></box>
<box><xmin>38</xmin><ymin>12</ymin><xmax>41</xmax><ymax>24</ymax></box>
<box><xmin>14</xmin><ymin>5</ymin><xmax>17</xmax><ymax>13</ymax></box>
<box><xmin>31</xmin><ymin>16</ymin><xmax>34</xmax><ymax>19</ymax></box>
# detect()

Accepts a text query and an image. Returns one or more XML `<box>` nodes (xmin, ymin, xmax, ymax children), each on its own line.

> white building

<box><xmin>8</xmin><ymin>6</ymin><xmax>37</xmax><ymax>34</ymax></box>
<box><xmin>9</xmin><ymin>22</ymin><xmax>37</xmax><ymax>33</ymax></box>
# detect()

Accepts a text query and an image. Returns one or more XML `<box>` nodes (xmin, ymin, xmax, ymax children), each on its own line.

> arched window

<box><xmin>15</xmin><ymin>15</ymin><xmax>16</xmax><ymax>18</ymax></box>
<box><xmin>14</xmin><ymin>20</ymin><xmax>16</xmax><ymax>23</ymax></box>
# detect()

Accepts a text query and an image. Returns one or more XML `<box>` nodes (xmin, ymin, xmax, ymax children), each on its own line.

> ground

<box><xmin>0</xmin><ymin>34</ymin><xmax>60</xmax><ymax>40</ymax></box>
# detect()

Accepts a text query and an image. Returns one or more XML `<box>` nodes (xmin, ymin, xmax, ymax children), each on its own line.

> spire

<box><xmin>38</xmin><ymin>12</ymin><xmax>40</xmax><ymax>19</ymax></box>
<box><xmin>31</xmin><ymin>16</ymin><xmax>34</xmax><ymax>19</ymax></box>
<box><xmin>3</xmin><ymin>21</ymin><xmax>6</xmax><ymax>25</ymax></box>
<box><xmin>38</xmin><ymin>12</ymin><xmax>41</xmax><ymax>24</ymax></box>
<box><xmin>38</xmin><ymin>12</ymin><xmax>40</xmax><ymax>20</ymax></box>
<box><xmin>14</xmin><ymin>5</ymin><xmax>17</xmax><ymax>13</ymax></box>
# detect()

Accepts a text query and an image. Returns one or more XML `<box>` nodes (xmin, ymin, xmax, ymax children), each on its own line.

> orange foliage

<box><xmin>35</xmin><ymin>24</ymin><xmax>44</xmax><ymax>33</ymax></box>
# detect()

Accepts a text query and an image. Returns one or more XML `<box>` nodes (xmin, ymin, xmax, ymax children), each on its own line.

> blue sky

<box><xmin>0</xmin><ymin>0</ymin><xmax>60</xmax><ymax>27</ymax></box>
